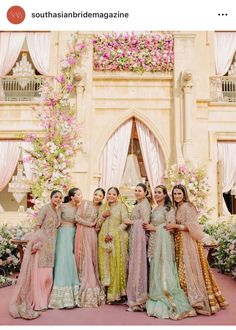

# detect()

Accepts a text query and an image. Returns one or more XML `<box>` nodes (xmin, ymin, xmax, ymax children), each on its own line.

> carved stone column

<box><xmin>181</xmin><ymin>71</ymin><xmax>194</xmax><ymax>162</ymax></box>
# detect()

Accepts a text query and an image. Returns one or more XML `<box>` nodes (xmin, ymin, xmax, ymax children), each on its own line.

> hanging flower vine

<box><xmin>23</xmin><ymin>33</ymin><xmax>86</xmax><ymax>213</ymax></box>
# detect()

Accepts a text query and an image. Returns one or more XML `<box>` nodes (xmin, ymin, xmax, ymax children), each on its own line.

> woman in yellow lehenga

<box><xmin>166</xmin><ymin>184</ymin><xmax>229</xmax><ymax>315</ymax></box>
<box><xmin>96</xmin><ymin>187</ymin><xmax>129</xmax><ymax>304</ymax></box>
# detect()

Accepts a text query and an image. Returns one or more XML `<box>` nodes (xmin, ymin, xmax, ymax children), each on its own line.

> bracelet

<box><xmin>179</xmin><ymin>224</ymin><xmax>185</xmax><ymax>231</ymax></box>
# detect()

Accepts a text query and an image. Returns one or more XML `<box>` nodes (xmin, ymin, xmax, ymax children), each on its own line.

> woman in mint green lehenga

<box><xmin>143</xmin><ymin>185</ymin><xmax>196</xmax><ymax>320</ymax></box>
<box><xmin>48</xmin><ymin>188</ymin><xmax>82</xmax><ymax>309</ymax></box>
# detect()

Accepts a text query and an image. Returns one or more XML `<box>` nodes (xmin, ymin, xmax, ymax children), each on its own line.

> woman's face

<box><xmin>173</xmin><ymin>188</ymin><xmax>184</xmax><ymax>204</ymax></box>
<box><xmin>51</xmin><ymin>192</ymin><xmax>63</xmax><ymax>207</ymax></box>
<box><xmin>107</xmin><ymin>188</ymin><xmax>118</xmax><ymax>203</ymax></box>
<box><xmin>135</xmin><ymin>186</ymin><xmax>146</xmax><ymax>201</ymax></box>
<box><xmin>93</xmin><ymin>190</ymin><xmax>104</xmax><ymax>205</ymax></box>
<box><xmin>154</xmin><ymin>187</ymin><xmax>165</xmax><ymax>203</ymax></box>
<box><xmin>71</xmin><ymin>189</ymin><xmax>83</xmax><ymax>204</ymax></box>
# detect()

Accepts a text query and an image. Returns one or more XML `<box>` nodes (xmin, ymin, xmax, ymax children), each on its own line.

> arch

<box><xmin>94</xmin><ymin>109</ymin><xmax>169</xmax><ymax>173</ymax></box>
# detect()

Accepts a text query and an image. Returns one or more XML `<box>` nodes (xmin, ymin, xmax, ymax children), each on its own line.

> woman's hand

<box><xmin>165</xmin><ymin>223</ymin><xmax>178</xmax><ymax>231</ymax></box>
<box><xmin>95</xmin><ymin>224</ymin><xmax>101</xmax><ymax>232</ymax></box>
<box><xmin>123</xmin><ymin>219</ymin><xmax>133</xmax><ymax>225</ymax></box>
<box><xmin>143</xmin><ymin>223</ymin><xmax>156</xmax><ymax>232</ymax></box>
<box><xmin>102</xmin><ymin>210</ymin><xmax>111</xmax><ymax>218</ymax></box>
<box><xmin>104</xmin><ymin>234</ymin><xmax>113</xmax><ymax>242</ymax></box>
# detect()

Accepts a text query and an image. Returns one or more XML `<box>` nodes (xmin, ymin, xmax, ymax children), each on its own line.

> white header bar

<box><xmin>0</xmin><ymin>0</ymin><xmax>235</xmax><ymax>30</ymax></box>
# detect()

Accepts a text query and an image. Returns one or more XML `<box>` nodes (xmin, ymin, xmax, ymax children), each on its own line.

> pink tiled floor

<box><xmin>0</xmin><ymin>269</ymin><xmax>235</xmax><ymax>325</ymax></box>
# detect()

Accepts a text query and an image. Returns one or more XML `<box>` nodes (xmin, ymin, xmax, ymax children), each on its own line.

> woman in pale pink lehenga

<box><xmin>74</xmin><ymin>188</ymin><xmax>106</xmax><ymax>307</ymax></box>
<box><xmin>9</xmin><ymin>190</ymin><xmax>62</xmax><ymax>320</ymax></box>
<box><xmin>124</xmin><ymin>183</ymin><xmax>151</xmax><ymax>312</ymax></box>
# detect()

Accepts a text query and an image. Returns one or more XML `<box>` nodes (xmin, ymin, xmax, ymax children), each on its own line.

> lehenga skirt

<box><xmin>175</xmin><ymin>231</ymin><xmax>229</xmax><ymax>315</ymax></box>
<box><xmin>48</xmin><ymin>227</ymin><xmax>80</xmax><ymax>309</ymax></box>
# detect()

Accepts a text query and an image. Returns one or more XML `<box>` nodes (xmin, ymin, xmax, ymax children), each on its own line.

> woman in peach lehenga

<box><xmin>74</xmin><ymin>188</ymin><xmax>106</xmax><ymax>307</ymax></box>
<box><xmin>166</xmin><ymin>184</ymin><xmax>229</xmax><ymax>315</ymax></box>
<box><xmin>9</xmin><ymin>190</ymin><xmax>62</xmax><ymax>320</ymax></box>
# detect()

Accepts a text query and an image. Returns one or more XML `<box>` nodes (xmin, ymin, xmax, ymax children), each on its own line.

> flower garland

<box><xmin>166</xmin><ymin>164</ymin><xmax>214</xmax><ymax>221</ymax></box>
<box><xmin>24</xmin><ymin>33</ymin><xmax>86</xmax><ymax>212</ymax></box>
<box><xmin>93</xmin><ymin>32</ymin><xmax>174</xmax><ymax>73</ymax></box>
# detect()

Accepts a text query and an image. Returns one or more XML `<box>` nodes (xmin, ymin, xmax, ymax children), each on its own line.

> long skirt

<box><xmin>175</xmin><ymin>231</ymin><xmax>229</xmax><ymax>315</ymax></box>
<box><xmin>146</xmin><ymin>224</ymin><xmax>196</xmax><ymax>319</ymax></box>
<box><xmin>48</xmin><ymin>227</ymin><xmax>80</xmax><ymax>309</ymax></box>
<box><xmin>98</xmin><ymin>226</ymin><xmax>128</xmax><ymax>303</ymax></box>
<box><xmin>75</xmin><ymin>224</ymin><xmax>105</xmax><ymax>307</ymax></box>
<box><xmin>126</xmin><ymin>220</ymin><xmax>148</xmax><ymax>310</ymax></box>
<box><xmin>9</xmin><ymin>230</ymin><xmax>51</xmax><ymax>319</ymax></box>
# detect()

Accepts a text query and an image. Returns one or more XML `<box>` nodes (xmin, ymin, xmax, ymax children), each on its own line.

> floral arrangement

<box><xmin>23</xmin><ymin>33</ymin><xmax>86</xmax><ymax>213</ymax></box>
<box><xmin>204</xmin><ymin>218</ymin><xmax>236</xmax><ymax>278</ymax></box>
<box><xmin>93</xmin><ymin>32</ymin><xmax>174</xmax><ymax>73</ymax></box>
<box><xmin>0</xmin><ymin>224</ymin><xmax>32</xmax><ymax>276</ymax></box>
<box><xmin>166</xmin><ymin>164</ymin><xmax>214</xmax><ymax>222</ymax></box>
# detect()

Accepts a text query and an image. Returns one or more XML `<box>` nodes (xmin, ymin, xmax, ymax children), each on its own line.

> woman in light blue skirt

<box><xmin>49</xmin><ymin>188</ymin><xmax>82</xmax><ymax>309</ymax></box>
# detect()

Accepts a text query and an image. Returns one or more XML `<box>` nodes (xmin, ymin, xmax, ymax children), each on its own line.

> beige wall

<box><xmin>0</xmin><ymin>31</ymin><xmax>236</xmax><ymax>219</ymax></box>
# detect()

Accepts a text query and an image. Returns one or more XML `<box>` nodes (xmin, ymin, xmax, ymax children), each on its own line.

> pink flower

<box><xmin>76</xmin><ymin>43</ymin><xmax>85</xmax><ymax>50</ymax></box>
<box><xmin>66</xmin><ymin>83</ymin><xmax>74</xmax><ymax>92</ymax></box>
<box><xmin>67</xmin><ymin>56</ymin><xmax>77</xmax><ymax>65</ymax></box>
<box><xmin>56</xmin><ymin>75</ymin><xmax>65</xmax><ymax>84</ymax></box>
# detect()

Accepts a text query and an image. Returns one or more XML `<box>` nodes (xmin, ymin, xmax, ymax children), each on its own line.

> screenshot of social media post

<box><xmin>0</xmin><ymin>0</ymin><xmax>235</xmax><ymax>329</ymax></box>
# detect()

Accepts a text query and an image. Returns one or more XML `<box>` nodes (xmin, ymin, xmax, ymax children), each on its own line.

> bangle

<box><xmin>179</xmin><ymin>225</ymin><xmax>185</xmax><ymax>231</ymax></box>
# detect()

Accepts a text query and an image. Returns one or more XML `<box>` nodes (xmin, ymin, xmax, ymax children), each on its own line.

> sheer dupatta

<box><xmin>9</xmin><ymin>230</ymin><xmax>46</xmax><ymax>319</ymax></box>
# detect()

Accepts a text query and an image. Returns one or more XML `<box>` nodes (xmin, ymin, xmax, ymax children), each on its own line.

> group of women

<box><xmin>9</xmin><ymin>183</ymin><xmax>228</xmax><ymax>321</ymax></box>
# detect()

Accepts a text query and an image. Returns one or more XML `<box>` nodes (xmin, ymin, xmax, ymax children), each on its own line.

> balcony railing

<box><xmin>210</xmin><ymin>76</ymin><xmax>236</xmax><ymax>102</ymax></box>
<box><xmin>0</xmin><ymin>76</ymin><xmax>52</xmax><ymax>102</ymax></box>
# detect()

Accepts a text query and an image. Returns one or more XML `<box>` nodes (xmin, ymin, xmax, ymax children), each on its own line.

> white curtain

<box><xmin>136</xmin><ymin>120</ymin><xmax>165</xmax><ymax>195</ymax></box>
<box><xmin>218</xmin><ymin>142</ymin><xmax>236</xmax><ymax>215</ymax></box>
<box><xmin>27</xmin><ymin>32</ymin><xmax>50</xmax><ymax>75</ymax></box>
<box><xmin>0</xmin><ymin>32</ymin><xmax>26</xmax><ymax>75</ymax></box>
<box><xmin>0</xmin><ymin>141</ymin><xmax>21</xmax><ymax>192</ymax></box>
<box><xmin>215</xmin><ymin>32</ymin><xmax>236</xmax><ymax>75</ymax></box>
<box><xmin>100</xmin><ymin>120</ymin><xmax>132</xmax><ymax>192</ymax></box>
<box><xmin>21</xmin><ymin>141</ymin><xmax>33</xmax><ymax>180</ymax></box>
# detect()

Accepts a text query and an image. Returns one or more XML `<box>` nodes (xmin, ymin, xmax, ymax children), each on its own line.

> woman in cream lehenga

<box><xmin>143</xmin><ymin>185</ymin><xmax>195</xmax><ymax>320</ymax></box>
<box><xmin>9</xmin><ymin>190</ymin><xmax>62</xmax><ymax>320</ymax></box>
<box><xmin>166</xmin><ymin>184</ymin><xmax>229</xmax><ymax>315</ymax></box>
<box><xmin>74</xmin><ymin>188</ymin><xmax>106</xmax><ymax>308</ymax></box>
<box><xmin>97</xmin><ymin>187</ymin><xmax>129</xmax><ymax>304</ymax></box>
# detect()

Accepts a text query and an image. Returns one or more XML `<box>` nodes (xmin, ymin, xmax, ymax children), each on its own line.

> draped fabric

<box><xmin>214</xmin><ymin>32</ymin><xmax>236</xmax><ymax>76</ymax></box>
<box><xmin>0</xmin><ymin>32</ymin><xmax>25</xmax><ymax>76</ymax></box>
<box><xmin>0</xmin><ymin>32</ymin><xmax>25</xmax><ymax>100</ymax></box>
<box><xmin>136</xmin><ymin>120</ymin><xmax>165</xmax><ymax>195</ymax></box>
<box><xmin>147</xmin><ymin>224</ymin><xmax>195</xmax><ymax>319</ymax></box>
<box><xmin>218</xmin><ymin>142</ymin><xmax>236</xmax><ymax>215</ymax></box>
<box><xmin>0</xmin><ymin>141</ymin><xmax>21</xmax><ymax>192</ymax></box>
<box><xmin>100</xmin><ymin>120</ymin><xmax>132</xmax><ymax>191</ymax></box>
<box><xmin>26</xmin><ymin>32</ymin><xmax>51</xmax><ymax>75</ymax></box>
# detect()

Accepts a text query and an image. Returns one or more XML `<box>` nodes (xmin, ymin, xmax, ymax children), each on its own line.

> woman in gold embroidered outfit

<box><xmin>97</xmin><ymin>187</ymin><xmax>129</xmax><ymax>304</ymax></box>
<box><xmin>74</xmin><ymin>188</ymin><xmax>106</xmax><ymax>307</ymax></box>
<box><xmin>9</xmin><ymin>190</ymin><xmax>62</xmax><ymax>320</ymax></box>
<box><xmin>166</xmin><ymin>184</ymin><xmax>229</xmax><ymax>315</ymax></box>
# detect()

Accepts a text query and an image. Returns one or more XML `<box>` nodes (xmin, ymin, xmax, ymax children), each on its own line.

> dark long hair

<box><xmin>107</xmin><ymin>186</ymin><xmax>120</xmax><ymax>196</ymax></box>
<box><xmin>134</xmin><ymin>183</ymin><xmax>151</xmax><ymax>204</ymax></box>
<box><xmin>63</xmin><ymin>187</ymin><xmax>80</xmax><ymax>203</ymax></box>
<box><xmin>172</xmin><ymin>184</ymin><xmax>193</xmax><ymax>208</ymax></box>
<box><xmin>94</xmin><ymin>188</ymin><xmax>105</xmax><ymax>205</ymax></box>
<box><xmin>50</xmin><ymin>190</ymin><xmax>62</xmax><ymax>198</ymax></box>
<box><xmin>154</xmin><ymin>185</ymin><xmax>172</xmax><ymax>211</ymax></box>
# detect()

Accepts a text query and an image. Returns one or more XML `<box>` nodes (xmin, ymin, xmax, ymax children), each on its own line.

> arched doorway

<box><xmin>99</xmin><ymin>117</ymin><xmax>166</xmax><ymax>198</ymax></box>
